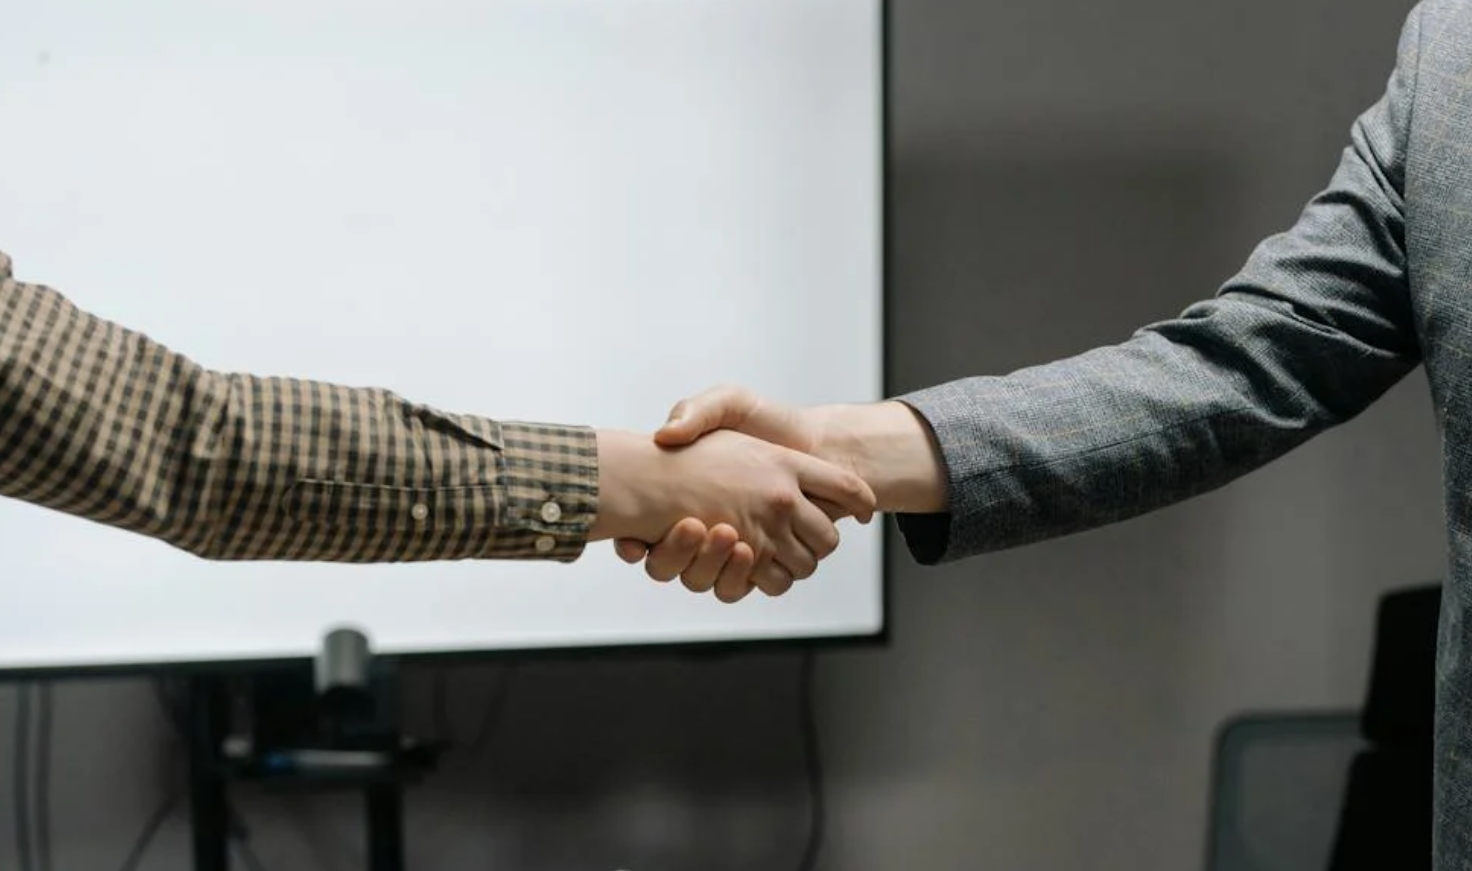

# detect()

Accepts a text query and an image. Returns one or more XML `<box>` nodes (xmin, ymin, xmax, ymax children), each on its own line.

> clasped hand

<box><xmin>591</xmin><ymin>386</ymin><xmax>863</xmax><ymax>603</ymax></box>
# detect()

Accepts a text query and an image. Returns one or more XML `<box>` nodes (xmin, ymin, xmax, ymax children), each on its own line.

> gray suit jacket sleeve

<box><xmin>893</xmin><ymin>3</ymin><xmax>1426</xmax><ymax>564</ymax></box>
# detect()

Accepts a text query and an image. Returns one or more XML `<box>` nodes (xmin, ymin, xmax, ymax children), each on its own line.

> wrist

<box><xmin>823</xmin><ymin>401</ymin><xmax>948</xmax><ymax>514</ymax></box>
<box><xmin>589</xmin><ymin>429</ymin><xmax>660</xmax><ymax>541</ymax></box>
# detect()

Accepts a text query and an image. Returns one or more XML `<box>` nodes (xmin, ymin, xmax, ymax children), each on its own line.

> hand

<box><xmin>614</xmin><ymin>385</ymin><xmax>949</xmax><ymax>585</ymax></box>
<box><xmin>590</xmin><ymin>428</ymin><xmax>876</xmax><ymax>602</ymax></box>
<box><xmin>653</xmin><ymin>385</ymin><xmax>948</xmax><ymax>512</ymax></box>
<box><xmin>662</xmin><ymin>386</ymin><xmax>831</xmax><ymax>457</ymax></box>
<box><xmin>611</xmin><ymin>387</ymin><xmax>843</xmax><ymax>584</ymax></box>
<box><xmin>628</xmin><ymin>517</ymin><xmax>761</xmax><ymax>601</ymax></box>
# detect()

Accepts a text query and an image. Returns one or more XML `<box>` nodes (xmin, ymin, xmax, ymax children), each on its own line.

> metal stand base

<box><xmin>186</xmin><ymin>641</ymin><xmax>437</xmax><ymax>871</ymax></box>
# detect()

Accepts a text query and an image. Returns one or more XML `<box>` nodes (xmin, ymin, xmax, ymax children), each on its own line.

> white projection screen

<box><xmin>0</xmin><ymin>0</ymin><xmax>887</xmax><ymax>671</ymax></box>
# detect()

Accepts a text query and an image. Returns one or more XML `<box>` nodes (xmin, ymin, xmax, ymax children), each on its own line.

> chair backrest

<box><xmin>1205</xmin><ymin>583</ymin><xmax>1441</xmax><ymax>871</ymax></box>
<box><xmin>1204</xmin><ymin>712</ymin><xmax>1365</xmax><ymax>871</ymax></box>
<box><xmin>1361</xmin><ymin>585</ymin><xmax>1440</xmax><ymax>749</ymax></box>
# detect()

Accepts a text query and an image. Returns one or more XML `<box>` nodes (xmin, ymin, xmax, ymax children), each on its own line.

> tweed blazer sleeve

<box><xmin>893</xmin><ymin>4</ymin><xmax>1427</xmax><ymax>564</ymax></box>
<box><xmin>0</xmin><ymin>251</ymin><xmax>598</xmax><ymax>563</ymax></box>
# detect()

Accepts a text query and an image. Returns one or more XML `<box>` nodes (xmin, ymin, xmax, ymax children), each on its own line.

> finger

<box><xmin>679</xmin><ymin>524</ymin><xmax>742</xmax><ymax>593</ymax></box>
<box><xmin>773</xmin><ymin>531</ymin><xmax>819</xmax><ymax>582</ymax></box>
<box><xmin>713</xmin><ymin>542</ymin><xmax>758</xmax><ymax>603</ymax></box>
<box><xmin>792</xmin><ymin>499</ymin><xmax>841</xmax><ymax>561</ymax></box>
<box><xmin>654</xmin><ymin>384</ymin><xmax>762</xmax><ymax>446</ymax></box>
<box><xmin>793</xmin><ymin>454</ymin><xmax>877</xmax><ymax>523</ymax></box>
<box><xmin>811</xmin><ymin>497</ymin><xmax>847</xmax><ymax>522</ymax></box>
<box><xmin>644</xmin><ymin>518</ymin><xmax>708</xmax><ymax>583</ymax></box>
<box><xmin>614</xmin><ymin>538</ymin><xmax>649</xmax><ymax>563</ymax></box>
<box><xmin>751</xmin><ymin>557</ymin><xmax>795</xmax><ymax>598</ymax></box>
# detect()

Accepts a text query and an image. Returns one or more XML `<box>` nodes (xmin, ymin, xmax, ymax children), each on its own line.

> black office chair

<box><xmin>1205</xmin><ymin>585</ymin><xmax>1439</xmax><ymax>871</ymax></box>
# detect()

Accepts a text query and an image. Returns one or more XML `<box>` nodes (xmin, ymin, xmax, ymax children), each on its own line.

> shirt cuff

<box><xmin>893</xmin><ymin>512</ymin><xmax>953</xmax><ymax>565</ymax></box>
<box><xmin>487</xmin><ymin>420</ymin><xmax>599</xmax><ymax>561</ymax></box>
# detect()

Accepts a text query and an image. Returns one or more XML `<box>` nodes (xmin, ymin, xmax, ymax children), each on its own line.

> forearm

<box><xmin>892</xmin><ymin>285</ymin><xmax>1419</xmax><ymax>563</ymax></box>
<box><xmin>0</xmin><ymin>253</ymin><xmax>597</xmax><ymax>562</ymax></box>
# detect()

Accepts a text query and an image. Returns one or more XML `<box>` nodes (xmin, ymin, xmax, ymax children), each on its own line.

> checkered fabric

<box><xmin>0</xmin><ymin>251</ymin><xmax>598</xmax><ymax>562</ymax></box>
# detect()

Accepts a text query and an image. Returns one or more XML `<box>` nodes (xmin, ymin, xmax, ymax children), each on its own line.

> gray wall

<box><xmin>0</xmin><ymin>0</ymin><xmax>1445</xmax><ymax>868</ymax></box>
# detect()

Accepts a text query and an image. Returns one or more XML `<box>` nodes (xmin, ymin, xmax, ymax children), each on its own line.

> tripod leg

<box><xmin>366</xmin><ymin>781</ymin><xmax>405</xmax><ymax>871</ymax></box>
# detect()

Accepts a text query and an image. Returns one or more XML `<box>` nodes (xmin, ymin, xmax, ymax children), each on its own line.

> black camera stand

<box><xmin>185</xmin><ymin>629</ymin><xmax>442</xmax><ymax>871</ymax></box>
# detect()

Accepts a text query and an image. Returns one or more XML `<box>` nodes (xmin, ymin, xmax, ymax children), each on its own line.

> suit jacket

<box><xmin>0</xmin><ymin>252</ymin><xmax>598</xmax><ymax>563</ymax></box>
<box><xmin>894</xmin><ymin>0</ymin><xmax>1472</xmax><ymax>865</ymax></box>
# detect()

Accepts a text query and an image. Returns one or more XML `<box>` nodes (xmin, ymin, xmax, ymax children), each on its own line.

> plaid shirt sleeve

<box><xmin>0</xmin><ymin>251</ymin><xmax>599</xmax><ymax>563</ymax></box>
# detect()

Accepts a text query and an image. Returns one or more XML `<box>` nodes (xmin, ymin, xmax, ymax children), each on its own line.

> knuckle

<box><xmin>714</xmin><ymin>382</ymin><xmax>749</xmax><ymax>402</ymax></box>
<box><xmin>708</xmin><ymin>522</ymin><xmax>738</xmax><ymax>543</ymax></box>
<box><xmin>768</xmin><ymin>488</ymin><xmax>798</xmax><ymax>514</ymax></box>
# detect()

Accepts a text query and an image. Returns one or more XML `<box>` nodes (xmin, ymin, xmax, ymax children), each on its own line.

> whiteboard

<box><xmin>0</xmin><ymin>0</ymin><xmax>885</xmax><ymax>670</ymax></box>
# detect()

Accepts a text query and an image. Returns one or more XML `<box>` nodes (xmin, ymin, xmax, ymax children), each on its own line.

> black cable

<box><xmin>463</xmin><ymin>664</ymin><xmax>518</xmax><ymax>756</ymax></box>
<box><xmin>229</xmin><ymin>806</ymin><xmax>271</xmax><ymax>871</ymax></box>
<box><xmin>431</xmin><ymin>670</ymin><xmax>451</xmax><ymax>745</ymax></box>
<box><xmin>35</xmin><ymin>682</ymin><xmax>52</xmax><ymax>871</ymax></box>
<box><xmin>796</xmin><ymin>650</ymin><xmax>824</xmax><ymax>871</ymax></box>
<box><xmin>115</xmin><ymin>788</ymin><xmax>181</xmax><ymax>871</ymax></box>
<box><xmin>149</xmin><ymin>678</ymin><xmax>274</xmax><ymax>869</ymax></box>
<box><xmin>14</xmin><ymin>682</ymin><xmax>32</xmax><ymax>871</ymax></box>
<box><xmin>433</xmin><ymin>663</ymin><xmax>518</xmax><ymax>757</ymax></box>
<box><xmin>151</xmin><ymin>678</ymin><xmax>188</xmax><ymax>743</ymax></box>
<box><xmin>113</xmin><ymin>684</ymin><xmax>187</xmax><ymax>871</ymax></box>
<box><xmin>233</xmin><ymin>838</ymin><xmax>270</xmax><ymax>871</ymax></box>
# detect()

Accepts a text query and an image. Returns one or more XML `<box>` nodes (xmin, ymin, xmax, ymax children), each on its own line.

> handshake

<box><xmin>587</xmin><ymin>385</ymin><xmax>948</xmax><ymax>603</ymax></box>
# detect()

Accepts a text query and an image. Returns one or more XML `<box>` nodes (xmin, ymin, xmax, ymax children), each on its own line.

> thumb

<box><xmin>653</xmin><ymin>398</ymin><xmax>700</xmax><ymax>446</ymax></box>
<box><xmin>654</xmin><ymin>384</ymin><xmax>760</xmax><ymax>447</ymax></box>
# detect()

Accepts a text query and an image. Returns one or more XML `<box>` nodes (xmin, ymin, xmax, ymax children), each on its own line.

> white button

<box><xmin>410</xmin><ymin>503</ymin><xmax>429</xmax><ymax>522</ymax></box>
<box><xmin>540</xmin><ymin>501</ymin><xmax>562</xmax><ymax>523</ymax></box>
<box><xmin>534</xmin><ymin>535</ymin><xmax>556</xmax><ymax>553</ymax></box>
